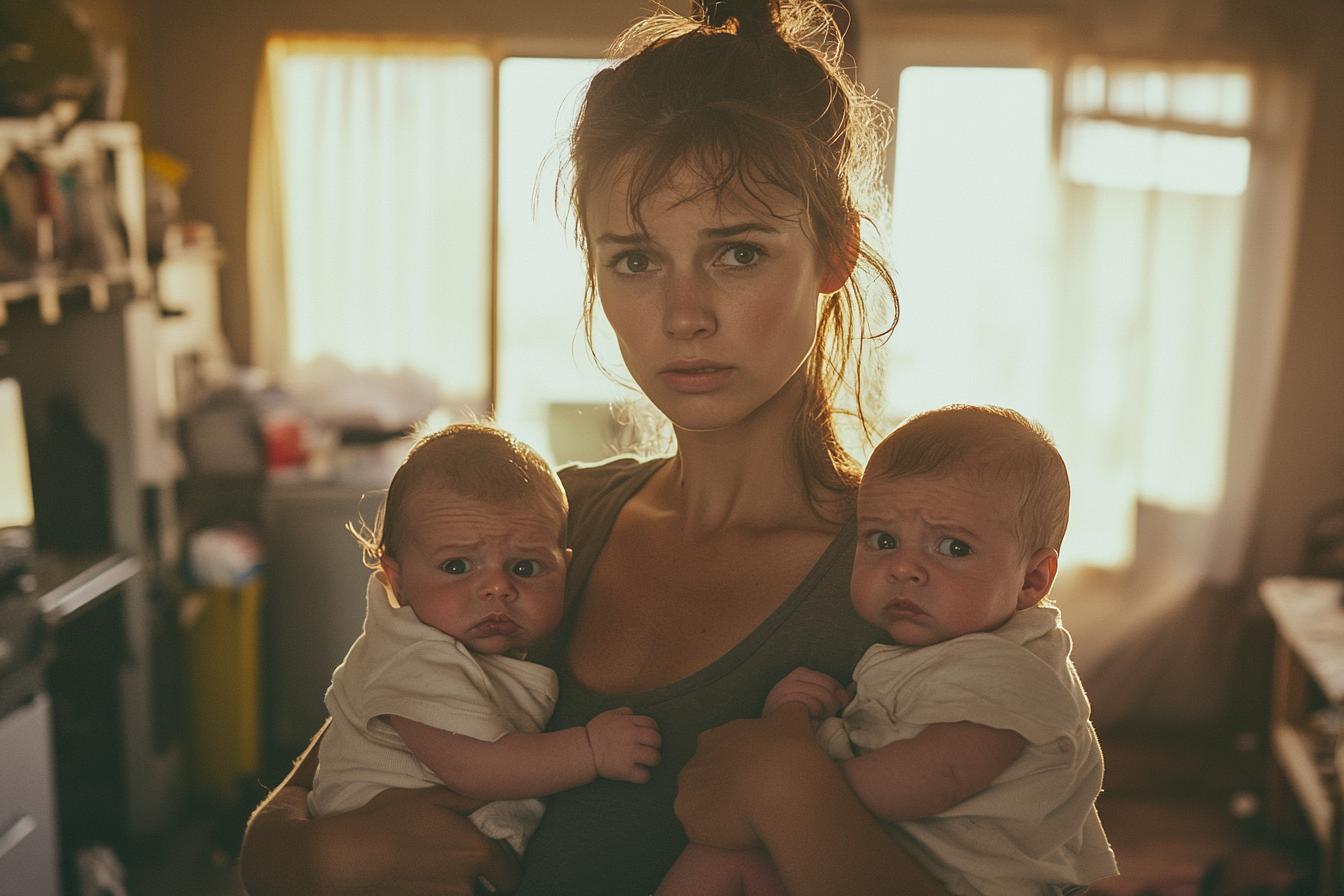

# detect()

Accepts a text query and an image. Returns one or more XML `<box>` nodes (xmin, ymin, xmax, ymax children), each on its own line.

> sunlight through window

<box><xmin>493</xmin><ymin>57</ymin><xmax>627</xmax><ymax>463</ymax></box>
<box><xmin>885</xmin><ymin>64</ymin><xmax>1248</xmax><ymax>568</ymax></box>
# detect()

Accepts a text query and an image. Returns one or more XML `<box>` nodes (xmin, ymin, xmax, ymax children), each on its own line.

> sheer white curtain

<box><xmin>249</xmin><ymin>36</ymin><xmax>493</xmax><ymax>414</ymax></box>
<box><xmin>862</xmin><ymin>42</ymin><xmax>1310</xmax><ymax>723</ymax></box>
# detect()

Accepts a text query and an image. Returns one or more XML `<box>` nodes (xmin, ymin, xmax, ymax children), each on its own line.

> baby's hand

<box><xmin>763</xmin><ymin>667</ymin><xmax>850</xmax><ymax>720</ymax></box>
<box><xmin>586</xmin><ymin>707</ymin><xmax>662</xmax><ymax>784</ymax></box>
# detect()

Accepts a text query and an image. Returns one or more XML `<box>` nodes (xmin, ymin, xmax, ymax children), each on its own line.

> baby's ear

<box><xmin>1017</xmin><ymin>548</ymin><xmax>1059</xmax><ymax>610</ymax></box>
<box><xmin>379</xmin><ymin>555</ymin><xmax>404</xmax><ymax>606</ymax></box>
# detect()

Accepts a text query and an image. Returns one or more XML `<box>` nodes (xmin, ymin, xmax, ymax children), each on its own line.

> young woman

<box><xmin>240</xmin><ymin>1</ymin><xmax>951</xmax><ymax>892</ymax></box>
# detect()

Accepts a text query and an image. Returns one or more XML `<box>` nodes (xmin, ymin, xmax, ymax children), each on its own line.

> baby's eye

<box><xmin>511</xmin><ymin>559</ymin><xmax>544</xmax><ymax>578</ymax></box>
<box><xmin>441</xmin><ymin>558</ymin><xmax>473</xmax><ymax>574</ymax></box>
<box><xmin>720</xmin><ymin>244</ymin><xmax>762</xmax><ymax>267</ymax></box>
<box><xmin>936</xmin><ymin>538</ymin><xmax>971</xmax><ymax>558</ymax></box>
<box><xmin>865</xmin><ymin>531</ymin><xmax>897</xmax><ymax>550</ymax></box>
<box><xmin>612</xmin><ymin>253</ymin><xmax>653</xmax><ymax>274</ymax></box>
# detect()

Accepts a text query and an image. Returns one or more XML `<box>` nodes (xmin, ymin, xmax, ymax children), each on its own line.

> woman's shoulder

<box><xmin>558</xmin><ymin>454</ymin><xmax>665</xmax><ymax>520</ymax></box>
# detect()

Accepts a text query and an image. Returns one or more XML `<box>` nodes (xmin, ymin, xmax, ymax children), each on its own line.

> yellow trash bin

<box><xmin>181</xmin><ymin>579</ymin><xmax>262</xmax><ymax>804</ymax></box>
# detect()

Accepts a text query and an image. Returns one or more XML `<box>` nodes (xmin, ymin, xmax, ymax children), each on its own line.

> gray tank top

<box><xmin>515</xmin><ymin>457</ymin><xmax>885</xmax><ymax>896</ymax></box>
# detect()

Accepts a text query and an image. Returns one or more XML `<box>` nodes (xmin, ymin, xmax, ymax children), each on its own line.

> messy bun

<box><xmin>696</xmin><ymin>0</ymin><xmax>780</xmax><ymax>37</ymax></box>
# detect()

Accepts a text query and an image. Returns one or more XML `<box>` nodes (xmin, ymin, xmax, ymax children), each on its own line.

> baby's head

<box><xmin>852</xmin><ymin>405</ymin><xmax>1069</xmax><ymax>646</ymax></box>
<box><xmin>363</xmin><ymin>423</ymin><xmax>570</xmax><ymax>656</ymax></box>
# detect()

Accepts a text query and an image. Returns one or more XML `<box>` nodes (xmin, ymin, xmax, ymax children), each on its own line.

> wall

<box><xmin>1241</xmin><ymin>2</ymin><xmax>1344</xmax><ymax>585</ymax></box>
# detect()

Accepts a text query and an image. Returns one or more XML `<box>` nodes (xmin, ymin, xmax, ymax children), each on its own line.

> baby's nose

<box><xmin>478</xmin><ymin>570</ymin><xmax>517</xmax><ymax>601</ymax></box>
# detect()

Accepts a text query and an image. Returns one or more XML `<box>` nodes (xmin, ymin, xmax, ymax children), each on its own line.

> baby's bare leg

<box><xmin>656</xmin><ymin>842</ymin><xmax>787</xmax><ymax>896</ymax></box>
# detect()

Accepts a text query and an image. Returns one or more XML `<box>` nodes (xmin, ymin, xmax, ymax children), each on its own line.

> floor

<box><xmin>115</xmin><ymin>727</ymin><xmax>1318</xmax><ymax>896</ymax></box>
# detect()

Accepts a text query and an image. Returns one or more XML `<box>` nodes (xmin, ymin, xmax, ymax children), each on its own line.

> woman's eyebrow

<box><xmin>701</xmin><ymin>222</ymin><xmax>781</xmax><ymax>238</ymax></box>
<box><xmin>594</xmin><ymin>231</ymin><xmax>649</xmax><ymax>245</ymax></box>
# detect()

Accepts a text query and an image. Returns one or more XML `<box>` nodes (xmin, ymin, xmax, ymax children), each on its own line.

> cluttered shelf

<box><xmin>0</xmin><ymin>114</ymin><xmax>153</xmax><ymax>326</ymax></box>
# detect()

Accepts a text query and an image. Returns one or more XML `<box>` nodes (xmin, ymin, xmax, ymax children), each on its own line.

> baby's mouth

<box><xmin>476</xmin><ymin>615</ymin><xmax>518</xmax><ymax>635</ymax></box>
<box><xmin>883</xmin><ymin>598</ymin><xmax>924</xmax><ymax>618</ymax></box>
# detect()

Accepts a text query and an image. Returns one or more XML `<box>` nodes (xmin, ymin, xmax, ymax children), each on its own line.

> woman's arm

<box><xmin>238</xmin><ymin>721</ymin><xmax>520</xmax><ymax>896</ymax></box>
<box><xmin>389</xmin><ymin>706</ymin><xmax>661</xmax><ymax>799</ymax></box>
<box><xmin>842</xmin><ymin>721</ymin><xmax>1027</xmax><ymax>821</ymax></box>
<box><xmin>676</xmin><ymin>703</ymin><xmax>949</xmax><ymax>896</ymax></box>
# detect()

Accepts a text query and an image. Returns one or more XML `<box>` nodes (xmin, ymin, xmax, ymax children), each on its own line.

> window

<box><xmin>877</xmin><ymin>60</ymin><xmax>1255</xmax><ymax>571</ymax></box>
<box><xmin>493</xmin><ymin>56</ymin><xmax>629</xmax><ymax>460</ymax></box>
<box><xmin>250</xmin><ymin>36</ymin><xmax>615</xmax><ymax>460</ymax></box>
<box><xmin>859</xmin><ymin>28</ymin><xmax>1310</xmax><ymax>724</ymax></box>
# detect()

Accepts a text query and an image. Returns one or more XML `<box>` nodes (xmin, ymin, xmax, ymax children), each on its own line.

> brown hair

<box><xmin>352</xmin><ymin>423</ymin><xmax>568</xmax><ymax>567</ymax></box>
<box><xmin>569</xmin><ymin>0</ymin><xmax>898</xmax><ymax>515</ymax></box>
<box><xmin>865</xmin><ymin>405</ymin><xmax>1071</xmax><ymax>555</ymax></box>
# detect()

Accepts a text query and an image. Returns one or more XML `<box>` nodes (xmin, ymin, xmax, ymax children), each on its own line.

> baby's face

<box><xmin>852</xmin><ymin>471</ymin><xmax>1038</xmax><ymax>646</ymax></box>
<box><xmin>380</xmin><ymin>486</ymin><xmax>570</xmax><ymax>655</ymax></box>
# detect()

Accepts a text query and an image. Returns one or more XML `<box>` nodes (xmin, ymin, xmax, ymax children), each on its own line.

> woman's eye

<box><xmin>936</xmin><ymin>538</ymin><xmax>971</xmax><ymax>558</ymax></box>
<box><xmin>720</xmin><ymin>244</ymin><xmax>762</xmax><ymax>267</ymax></box>
<box><xmin>441</xmin><ymin>558</ymin><xmax>473</xmax><ymax>574</ymax></box>
<box><xmin>511</xmin><ymin>559</ymin><xmax>544</xmax><ymax>578</ymax></box>
<box><xmin>866</xmin><ymin>531</ymin><xmax>897</xmax><ymax>550</ymax></box>
<box><xmin>612</xmin><ymin>253</ymin><xmax>652</xmax><ymax>274</ymax></box>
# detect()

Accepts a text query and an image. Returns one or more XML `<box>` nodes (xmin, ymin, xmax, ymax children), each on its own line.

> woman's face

<box><xmin>587</xmin><ymin>167</ymin><xmax>837</xmax><ymax>434</ymax></box>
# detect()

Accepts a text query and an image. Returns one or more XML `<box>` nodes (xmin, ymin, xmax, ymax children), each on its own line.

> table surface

<box><xmin>1260</xmin><ymin>576</ymin><xmax>1344</xmax><ymax>705</ymax></box>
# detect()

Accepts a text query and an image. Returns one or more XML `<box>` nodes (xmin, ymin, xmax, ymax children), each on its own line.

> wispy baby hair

<box><xmin>352</xmin><ymin>423</ymin><xmax>568</xmax><ymax>568</ymax></box>
<box><xmin>866</xmin><ymin>405</ymin><xmax>1070</xmax><ymax>555</ymax></box>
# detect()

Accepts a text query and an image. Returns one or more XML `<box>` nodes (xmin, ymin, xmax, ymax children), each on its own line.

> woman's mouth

<box><xmin>659</xmin><ymin>360</ymin><xmax>734</xmax><ymax>393</ymax></box>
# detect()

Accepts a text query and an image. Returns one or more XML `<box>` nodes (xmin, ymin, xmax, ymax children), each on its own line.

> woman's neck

<box><xmin>647</xmin><ymin>374</ymin><xmax>848</xmax><ymax>536</ymax></box>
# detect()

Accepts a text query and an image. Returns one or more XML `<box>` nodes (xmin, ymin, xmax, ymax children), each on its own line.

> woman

<box><xmin>240</xmin><ymin>1</ymin><xmax>948</xmax><ymax>892</ymax></box>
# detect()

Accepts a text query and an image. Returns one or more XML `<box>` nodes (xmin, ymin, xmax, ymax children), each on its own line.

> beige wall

<box><xmin>139</xmin><ymin>0</ymin><xmax>1344</xmax><ymax>594</ymax></box>
<box><xmin>1242</xmin><ymin>1</ymin><xmax>1344</xmax><ymax>585</ymax></box>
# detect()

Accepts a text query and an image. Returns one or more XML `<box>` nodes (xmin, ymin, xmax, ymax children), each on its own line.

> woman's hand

<box><xmin>241</xmin><ymin>784</ymin><xmax>519</xmax><ymax>896</ymax></box>
<box><xmin>675</xmin><ymin>702</ymin><xmax>829</xmax><ymax>850</ymax></box>
<box><xmin>239</xmin><ymin>722</ymin><xmax>521</xmax><ymax>896</ymax></box>
<box><xmin>675</xmin><ymin>703</ymin><xmax>948</xmax><ymax>896</ymax></box>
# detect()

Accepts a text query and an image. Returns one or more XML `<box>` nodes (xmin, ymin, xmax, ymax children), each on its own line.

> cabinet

<box><xmin>261</xmin><ymin>481</ymin><xmax>371</xmax><ymax>763</ymax></box>
<box><xmin>1260</xmin><ymin>577</ymin><xmax>1344</xmax><ymax>895</ymax></box>
<box><xmin>0</xmin><ymin>691</ymin><xmax>60</xmax><ymax>896</ymax></box>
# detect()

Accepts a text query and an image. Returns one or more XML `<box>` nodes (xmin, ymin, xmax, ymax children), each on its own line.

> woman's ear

<box><xmin>1016</xmin><ymin>547</ymin><xmax>1059</xmax><ymax>610</ymax></box>
<box><xmin>819</xmin><ymin>217</ymin><xmax>861</xmax><ymax>295</ymax></box>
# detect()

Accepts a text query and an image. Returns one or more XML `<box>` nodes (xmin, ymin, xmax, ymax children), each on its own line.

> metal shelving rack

<box><xmin>0</xmin><ymin>115</ymin><xmax>184</xmax><ymax>857</ymax></box>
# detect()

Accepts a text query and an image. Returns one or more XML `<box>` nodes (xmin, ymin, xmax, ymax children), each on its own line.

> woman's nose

<box><xmin>662</xmin><ymin>271</ymin><xmax>716</xmax><ymax>339</ymax></box>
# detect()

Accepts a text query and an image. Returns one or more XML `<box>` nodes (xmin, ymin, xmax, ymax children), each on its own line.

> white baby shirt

<box><xmin>309</xmin><ymin>572</ymin><xmax>558</xmax><ymax>855</ymax></box>
<box><xmin>816</xmin><ymin>605</ymin><xmax>1118</xmax><ymax>895</ymax></box>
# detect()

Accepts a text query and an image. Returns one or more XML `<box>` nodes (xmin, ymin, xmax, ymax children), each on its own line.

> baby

<box><xmin>308</xmin><ymin>423</ymin><xmax>661</xmax><ymax>860</ymax></box>
<box><xmin>659</xmin><ymin>405</ymin><xmax>1118</xmax><ymax>896</ymax></box>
